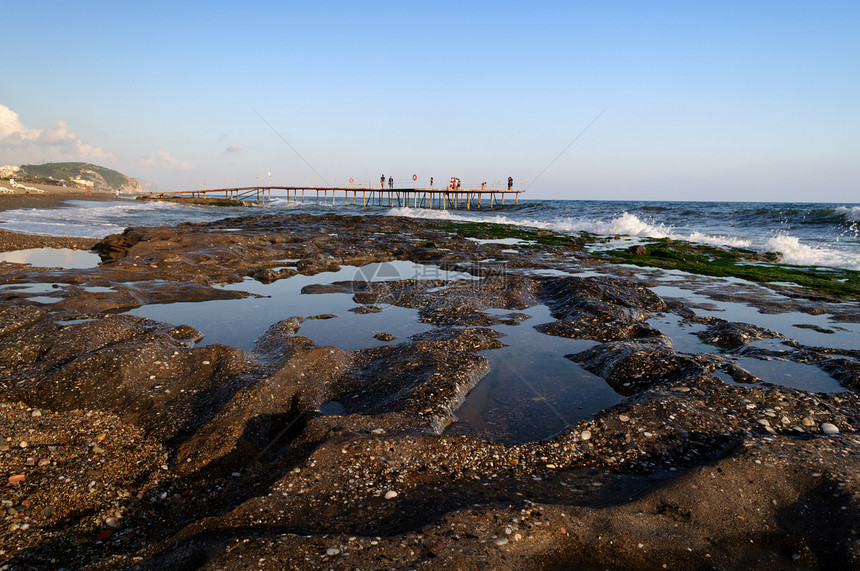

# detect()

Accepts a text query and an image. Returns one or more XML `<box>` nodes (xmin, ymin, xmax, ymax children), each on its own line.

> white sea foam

<box><xmin>766</xmin><ymin>234</ymin><xmax>860</xmax><ymax>270</ymax></box>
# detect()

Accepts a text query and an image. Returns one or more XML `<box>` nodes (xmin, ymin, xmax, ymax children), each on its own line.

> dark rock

<box><xmin>699</xmin><ymin>320</ymin><xmax>785</xmax><ymax>349</ymax></box>
<box><xmin>537</xmin><ymin>276</ymin><xmax>667</xmax><ymax>341</ymax></box>
<box><xmin>569</xmin><ymin>340</ymin><xmax>718</xmax><ymax>394</ymax></box>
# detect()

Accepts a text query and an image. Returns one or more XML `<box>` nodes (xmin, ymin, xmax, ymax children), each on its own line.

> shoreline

<box><xmin>1</xmin><ymin>212</ymin><xmax>859</xmax><ymax>568</ymax></box>
<box><xmin>0</xmin><ymin>179</ymin><xmax>118</xmax><ymax>213</ymax></box>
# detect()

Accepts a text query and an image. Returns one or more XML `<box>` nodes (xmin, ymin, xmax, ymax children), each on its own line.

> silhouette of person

<box><xmin>388</xmin><ymin>176</ymin><xmax>393</xmax><ymax>189</ymax></box>
<box><xmin>380</xmin><ymin>174</ymin><xmax>385</xmax><ymax>188</ymax></box>
<box><xmin>430</xmin><ymin>177</ymin><xmax>433</xmax><ymax>189</ymax></box>
<box><xmin>507</xmin><ymin>176</ymin><xmax>513</xmax><ymax>190</ymax></box>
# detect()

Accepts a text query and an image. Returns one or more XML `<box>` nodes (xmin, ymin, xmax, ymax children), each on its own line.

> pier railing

<box><xmin>145</xmin><ymin>185</ymin><xmax>524</xmax><ymax>210</ymax></box>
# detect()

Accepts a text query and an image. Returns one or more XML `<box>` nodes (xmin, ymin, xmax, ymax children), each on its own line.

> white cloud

<box><xmin>225</xmin><ymin>142</ymin><xmax>245</xmax><ymax>153</ymax></box>
<box><xmin>0</xmin><ymin>103</ymin><xmax>114</xmax><ymax>162</ymax></box>
<box><xmin>140</xmin><ymin>150</ymin><xmax>194</xmax><ymax>171</ymax></box>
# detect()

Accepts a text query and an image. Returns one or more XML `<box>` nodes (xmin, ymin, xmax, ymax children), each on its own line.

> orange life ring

<box><xmin>412</xmin><ymin>174</ymin><xmax>417</xmax><ymax>181</ymax></box>
<box><xmin>349</xmin><ymin>177</ymin><xmax>354</xmax><ymax>183</ymax></box>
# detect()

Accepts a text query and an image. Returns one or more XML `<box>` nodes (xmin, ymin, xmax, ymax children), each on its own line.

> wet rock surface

<box><xmin>1</xmin><ymin>212</ymin><xmax>860</xmax><ymax>569</ymax></box>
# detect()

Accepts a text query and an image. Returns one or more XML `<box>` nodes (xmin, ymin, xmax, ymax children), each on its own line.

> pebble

<box><xmin>619</xmin><ymin>415</ymin><xmax>630</xmax><ymax>422</ymax></box>
<box><xmin>19</xmin><ymin>441</ymin><xmax>28</xmax><ymax>448</ymax></box>
<box><xmin>384</xmin><ymin>490</ymin><xmax>398</xmax><ymax>500</ymax></box>
<box><xmin>494</xmin><ymin>538</ymin><xmax>509</xmax><ymax>546</ymax></box>
<box><xmin>801</xmin><ymin>417</ymin><xmax>815</xmax><ymax>427</ymax></box>
<box><xmin>326</xmin><ymin>548</ymin><xmax>340</xmax><ymax>556</ymax></box>
<box><xmin>580</xmin><ymin>430</ymin><xmax>592</xmax><ymax>441</ymax></box>
<box><xmin>7</xmin><ymin>474</ymin><xmax>25</xmax><ymax>485</ymax></box>
<box><xmin>821</xmin><ymin>423</ymin><xmax>839</xmax><ymax>435</ymax></box>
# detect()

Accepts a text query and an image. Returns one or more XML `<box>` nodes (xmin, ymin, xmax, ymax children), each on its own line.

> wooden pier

<box><xmin>144</xmin><ymin>185</ymin><xmax>524</xmax><ymax>210</ymax></box>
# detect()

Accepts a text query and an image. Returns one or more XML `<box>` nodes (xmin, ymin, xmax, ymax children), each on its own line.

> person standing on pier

<box><xmin>507</xmin><ymin>176</ymin><xmax>513</xmax><ymax>190</ymax></box>
<box><xmin>380</xmin><ymin>174</ymin><xmax>385</xmax><ymax>188</ymax></box>
<box><xmin>388</xmin><ymin>176</ymin><xmax>394</xmax><ymax>189</ymax></box>
<box><xmin>430</xmin><ymin>177</ymin><xmax>433</xmax><ymax>189</ymax></box>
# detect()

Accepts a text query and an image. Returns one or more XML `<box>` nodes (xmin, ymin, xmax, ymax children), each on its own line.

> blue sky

<box><xmin>2</xmin><ymin>1</ymin><xmax>858</xmax><ymax>202</ymax></box>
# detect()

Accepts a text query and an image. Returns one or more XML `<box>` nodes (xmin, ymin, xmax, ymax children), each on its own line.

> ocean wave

<box><xmin>835</xmin><ymin>206</ymin><xmax>860</xmax><ymax>223</ymax></box>
<box><xmin>387</xmin><ymin>206</ymin><xmax>762</xmax><ymax>248</ymax></box>
<box><xmin>387</xmin><ymin>207</ymin><xmax>674</xmax><ymax>239</ymax></box>
<box><xmin>0</xmin><ymin>199</ymin><xmax>254</xmax><ymax>238</ymax></box>
<box><xmin>387</xmin><ymin>206</ymin><xmax>860</xmax><ymax>271</ymax></box>
<box><xmin>766</xmin><ymin>235</ymin><xmax>860</xmax><ymax>271</ymax></box>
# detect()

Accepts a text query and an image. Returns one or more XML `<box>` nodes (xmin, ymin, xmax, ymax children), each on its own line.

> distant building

<box><xmin>70</xmin><ymin>177</ymin><xmax>95</xmax><ymax>189</ymax></box>
<box><xmin>0</xmin><ymin>165</ymin><xmax>20</xmax><ymax>178</ymax></box>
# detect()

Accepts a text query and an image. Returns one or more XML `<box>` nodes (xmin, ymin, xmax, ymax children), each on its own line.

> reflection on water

<box><xmin>650</xmin><ymin>284</ymin><xmax>860</xmax><ymax>351</ymax></box>
<box><xmin>129</xmin><ymin>262</ymin><xmax>447</xmax><ymax>352</ymax></box>
<box><xmin>0</xmin><ymin>248</ymin><xmax>100</xmax><ymax>269</ymax></box>
<box><xmin>445</xmin><ymin>306</ymin><xmax>622</xmax><ymax>444</ymax></box>
<box><xmin>731</xmin><ymin>356</ymin><xmax>847</xmax><ymax>393</ymax></box>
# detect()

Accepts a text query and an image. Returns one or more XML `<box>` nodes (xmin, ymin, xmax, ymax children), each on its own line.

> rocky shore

<box><xmin>2</xmin><ymin>211</ymin><xmax>860</xmax><ymax>569</ymax></box>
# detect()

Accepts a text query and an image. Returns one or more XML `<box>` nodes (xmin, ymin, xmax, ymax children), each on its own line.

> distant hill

<box><xmin>17</xmin><ymin>162</ymin><xmax>141</xmax><ymax>193</ymax></box>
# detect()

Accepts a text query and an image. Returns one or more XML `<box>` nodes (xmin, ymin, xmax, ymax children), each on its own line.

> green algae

<box><xmin>598</xmin><ymin>238</ymin><xmax>860</xmax><ymax>300</ymax></box>
<box><xmin>432</xmin><ymin>221</ymin><xmax>600</xmax><ymax>248</ymax></box>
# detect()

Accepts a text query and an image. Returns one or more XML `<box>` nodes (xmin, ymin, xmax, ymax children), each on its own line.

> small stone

<box><xmin>821</xmin><ymin>423</ymin><xmax>839</xmax><ymax>435</ymax></box>
<box><xmin>580</xmin><ymin>430</ymin><xmax>592</xmax><ymax>441</ymax></box>
<box><xmin>494</xmin><ymin>537</ymin><xmax>509</xmax><ymax>546</ymax></box>
<box><xmin>91</xmin><ymin>446</ymin><xmax>105</xmax><ymax>454</ymax></box>
<box><xmin>8</xmin><ymin>474</ymin><xmax>25</xmax><ymax>485</ymax></box>
<box><xmin>619</xmin><ymin>415</ymin><xmax>630</xmax><ymax>422</ymax></box>
<box><xmin>384</xmin><ymin>490</ymin><xmax>398</xmax><ymax>500</ymax></box>
<box><xmin>801</xmin><ymin>417</ymin><xmax>815</xmax><ymax>427</ymax></box>
<box><xmin>31</xmin><ymin>410</ymin><xmax>42</xmax><ymax>417</ymax></box>
<box><xmin>326</xmin><ymin>548</ymin><xmax>340</xmax><ymax>556</ymax></box>
<box><xmin>41</xmin><ymin>507</ymin><xmax>54</xmax><ymax>518</ymax></box>
<box><xmin>546</xmin><ymin>464</ymin><xmax>557</xmax><ymax>470</ymax></box>
<box><xmin>514</xmin><ymin>533</ymin><xmax>523</xmax><ymax>541</ymax></box>
<box><xmin>19</xmin><ymin>441</ymin><xmax>28</xmax><ymax>449</ymax></box>
<box><xmin>105</xmin><ymin>517</ymin><xmax>119</xmax><ymax>528</ymax></box>
<box><xmin>96</xmin><ymin>529</ymin><xmax>113</xmax><ymax>541</ymax></box>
